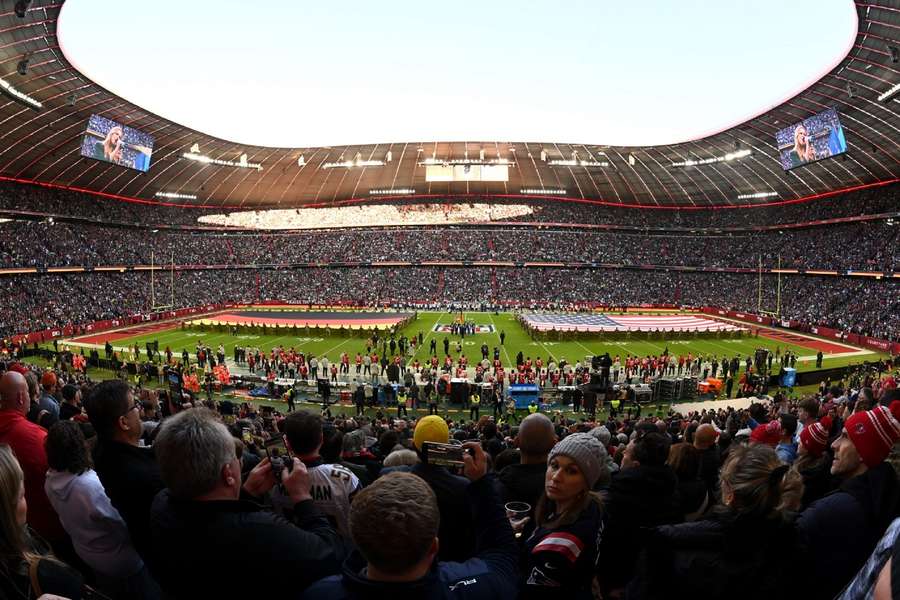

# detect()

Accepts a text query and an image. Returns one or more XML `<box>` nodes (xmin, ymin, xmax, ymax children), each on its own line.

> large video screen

<box><xmin>775</xmin><ymin>107</ymin><xmax>846</xmax><ymax>171</ymax></box>
<box><xmin>80</xmin><ymin>114</ymin><xmax>154</xmax><ymax>172</ymax></box>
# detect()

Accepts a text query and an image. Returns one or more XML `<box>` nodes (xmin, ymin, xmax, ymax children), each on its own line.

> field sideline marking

<box><xmin>405</xmin><ymin>312</ymin><xmax>445</xmax><ymax>367</ymax></box>
<box><xmin>487</xmin><ymin>313</ymin><xmax>517</xmax><ymax>365</ymax></box>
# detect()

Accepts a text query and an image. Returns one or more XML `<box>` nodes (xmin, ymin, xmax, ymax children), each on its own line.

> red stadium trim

<box><xmin>0</xmin><ymin>176</ymin><xmax>897</xmax><ymax>213</ymax></box>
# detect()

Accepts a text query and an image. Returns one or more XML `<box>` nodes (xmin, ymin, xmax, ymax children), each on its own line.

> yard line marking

<box><xmin>487</xmin><ymin>313</ymin><xmax>516</xmax><ymax>366</ymax></box>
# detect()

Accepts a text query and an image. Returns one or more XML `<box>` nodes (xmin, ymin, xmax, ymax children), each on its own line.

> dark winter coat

<box><xmin>797</xmin><ymin>461</ymin><xmax>900</xmax><ymax>599</ymax></box>
<box><xmin>625</xmin><ymin>508</ymin><xmax>799</xmax><ymax>600</ymax></box>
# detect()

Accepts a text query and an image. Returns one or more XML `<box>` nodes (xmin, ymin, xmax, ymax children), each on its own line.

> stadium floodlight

<box><xmin>520</xmin><ymin>188</ymin><xmax>566</xmax><ymax>195</ymax></box>
<box><xmin>182</xmin><ymin>152</ymin><xmax>262</xmax><ymax>170</ymax></box>
<box><xmin>547</xmin><ymin>159</ymin><xmax>609</xmax><ymax>167</ymax></box>
<box><xmin>155</xmin><ymin>191</ymin><xmax>198</xmax><ymax>200</ymax></box>
<box><xmin>0</xmin><ymin>75</ymin><xmax>41</xmax><ymax>110</ymax></box>
<box><xmin>322</xmin><ymin>159</ymin><xmax>385</xmax><ymax>169</ymax></box>
<box><xmin>736</xmin><ymin>191</ymin><xmax>778</xmax><ymax>200</ymax></box>
<box><xmin>417</xmin><ymin>157</ymin><xmax>512</xmax><ymax>166</ymax></box>
<box><xmin>14</xmin><ymin>0</ymin><xmax>31</xmax><ymax>18</ymax></box>
<box><xmin>877</xmin><ymin>82</ymin><xmax>900</xmax><ymax>102</ymax></box>
<box><xmin>369</xmin><ymin>188</ymin><xmax>415</xmax><ymax>195</ymax></box>
<box><xmin>671</xmin><ymin>149</ymin><xmax>751</xmax><ymax>167</ymax></box>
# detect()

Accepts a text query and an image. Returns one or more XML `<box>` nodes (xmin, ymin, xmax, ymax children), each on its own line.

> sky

<box><xmin>57</xmin><ymin>0</ymin><xmax>858</xmax><ymax>148</ymax></box>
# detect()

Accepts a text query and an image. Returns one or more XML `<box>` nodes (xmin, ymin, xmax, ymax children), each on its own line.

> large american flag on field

<box><xmin>522</xmin><ymin>313</ymin><xmax>744</xmax><ymax>333</ymax></box>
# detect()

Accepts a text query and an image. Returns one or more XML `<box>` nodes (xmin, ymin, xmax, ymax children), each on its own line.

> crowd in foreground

<box><xmin>0</xmin><ymin>358</ymin><xmax>899</xmax><ymax>598</ymax></box>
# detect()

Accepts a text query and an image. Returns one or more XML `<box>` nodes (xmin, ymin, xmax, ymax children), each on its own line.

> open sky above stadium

<box><xmin>57</xmin><ymin>0</ymin><xmax>858</xmax><ymax>149</ymax></box>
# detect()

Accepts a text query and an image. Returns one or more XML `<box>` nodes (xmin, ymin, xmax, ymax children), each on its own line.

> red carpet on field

<box><xmin>72</xmin><ymin>321</ymin><xmax>178</xmax><ymax>344</ymax></box>
<box><xmin>757</xmin><ymin>327</ymin><xmax>850</xmax><ymax>354</ymax></box>
<box><xmin>198</xmin><ymin>310</ymin><xmax>414</xmax><ymax>328</ymax></box>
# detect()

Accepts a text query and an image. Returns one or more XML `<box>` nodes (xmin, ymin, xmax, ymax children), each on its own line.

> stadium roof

<box><xmin>0</xmin><ymin>0</ymin><xmax>897</xmax><ymax>209</ymax></box>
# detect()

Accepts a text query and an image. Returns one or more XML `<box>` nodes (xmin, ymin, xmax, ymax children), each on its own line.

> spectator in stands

<box><xmin>667</xmin><ymin>443</ymin><xmax>709</xmax><ymax>521</ymax></box>
<box><xmin>150</xmin><ymin>409</ymin><xmax>343</xmax><ymax>597</ymax></box>
<box><xmin>400</xmin><ymin>415</ymin><xmax>476</xmax><ymax>561</ymax></box>
<box><xmin>521</xmin><ymin>433</ymin><xmax>606</xmax><ymax>599</ymax></box>
<box><xmin>797</xmin><ymin>402</ymin><xmax>900</xmax><ymax>599</ymax></box>
<box><xmin>59</xmin><ymin>383</ymin><xmax>83</xmax><ymax>421</ymax></box>
<box><xmin>38</xmin><ymin>371</ymin><xmax>61</xmax><ymax>422</ymax></box>
<box><xmin>693</xmin><ymin>423</ymin><xmax>720</xmax><ymax>494</ymax></box>
<box><xmin>0</xmin><ymin>444</ymin><xmax>84</xmax><ymax>599</ymax></box>
<box><xmin>775</xmin><ymin>413</ymin><xmax>798</xmax><ymax>464</ymax></box>
<box><xmin>303</xmin><ymin>445</ymin><xmax>517</xmax><ymax>599</ymax></box>
<box><xmin>85</xmin><ymin>379</ymin><xmax>164</xmax><ymax>560</ymax></box>
<box><xmin>627</xmin><ymin>445</ymin><xmax>802</xmax><ymax>599</ymax></box>
<box><xmin>321</xmin><ymin>425</ymin><xmax>369</xmax><ymax>485</ymax></box>
<box><xmin>499</xmin><ymin>413</ymin><xmax>556</xmax><ymax>510</ymax></box>
<box><xmin>279</xmin><ymin>410</ymin><xmax>361</xmax><ymax>538</ymax></box>
<box><xmin>44</xmin><ymin>420</ymin><xmax>159</xmax><ymax>599</ymax></box>
<box><xmin>599</xmin><ymin>431</ymin><xmax>679</xmax><ymax>595</ymax></box>
<box><xmin>795</xmin><ymin>416</ymin><xmax>834</xmax><ymax>509</ymax></box>
<box><xmin>0</xmin><ymin>370</ymin><xmax>65</xmax><ymax>545</ymax></box>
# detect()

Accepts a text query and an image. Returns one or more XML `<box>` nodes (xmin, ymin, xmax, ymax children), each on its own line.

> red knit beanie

<box><xmin>799</xmin><ymin>416</ymin><xmax>832</xmax><ymax>457</ymax></box>
<box><xmin>845</xmin><ymin>402</ymin><xmax>900</xmax><ymax>468</ymax></box>
<box><xmin>750</xmin><ymin>421</ymin><xmax>782</xmax><ymax>447</ymax></box>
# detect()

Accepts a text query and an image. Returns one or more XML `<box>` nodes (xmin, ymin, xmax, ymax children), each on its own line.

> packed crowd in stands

<box><xmin>1</xmin><ymin>180</ymin><xmax>897</xmax><ymax>230</ymax></box>
<box><xmin>1</xmin><ymin>218</ymin><xmax>899</xmax><ymax>271</ymax></box>
<box><xmin>0</xmin><ymin>269</ymin><xmax>898</xmax><ymax>342</ymax></box>
<box><xmin>0</xmin><ymin>357</ymin><xmax>898</xmax><ymax>598</ymax></box>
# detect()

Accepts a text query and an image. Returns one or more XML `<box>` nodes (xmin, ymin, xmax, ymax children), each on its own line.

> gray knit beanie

<box><xmin>548</xmin><ymin>433</ymin><xmax>607</xmax><ymax>489</ymax></box>
<box><xmin>589</xmin><ymin>425</ymin><xmax>612</xmax><ymax>447</ymax></box>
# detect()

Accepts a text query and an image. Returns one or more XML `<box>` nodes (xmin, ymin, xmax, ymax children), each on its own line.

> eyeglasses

<box><xmin>120</xmin><ymin>401</ymin><xmax>141</xmax><ymax>418</ymax></box>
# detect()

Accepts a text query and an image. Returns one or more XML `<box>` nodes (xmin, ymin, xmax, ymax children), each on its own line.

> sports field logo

<box><xmin>432</xmin><ymin>324</ymin><xmax>495</xmax><ymax>333</ymax></box>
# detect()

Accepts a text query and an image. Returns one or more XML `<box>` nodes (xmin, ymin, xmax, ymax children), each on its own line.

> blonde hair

<box><xmin>720</xmin><ymin>445</ymin><xmax>802</xmax><ymax>516</ymax></box>
<box><xmin>0</xmin><ymin>445</ymin><xmax>27</xmax><ymax>564</ymax></box>
<box><xmin>792</xmin><ymin>126</ymin><xmax>816</xmax><ymax>162</ymax></box>
<box><xmin>103</xmin><ymin>126</ymin><xmax>123</xmax><ymax>160</ymax></box>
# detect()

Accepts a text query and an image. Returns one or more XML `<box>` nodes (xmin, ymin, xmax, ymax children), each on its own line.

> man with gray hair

<box><xmin>149</xmin><ymin>409</ymin><xmax>342</xmax><ymax>598</ymax></box>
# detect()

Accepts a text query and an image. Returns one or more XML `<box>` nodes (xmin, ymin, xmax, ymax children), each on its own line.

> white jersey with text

<box><xmin>270</xmin><ymin>459</ymin><xmax>360</xmax><ymax>538</ymax></box>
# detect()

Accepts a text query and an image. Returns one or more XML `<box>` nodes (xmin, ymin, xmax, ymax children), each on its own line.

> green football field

<box><xmin>64</xmin><ymin>311</ymin><xmax>883</xmax><ymax>374</ymax></box>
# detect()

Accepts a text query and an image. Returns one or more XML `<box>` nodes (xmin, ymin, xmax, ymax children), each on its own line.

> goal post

<box><xmin>150</xmin><ymin>249</ymin><xmax>176</xmax><ymax>312</ymax></box>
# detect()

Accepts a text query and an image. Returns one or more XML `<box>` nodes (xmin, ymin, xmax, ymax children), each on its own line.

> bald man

<box><xmin>499</xmin><ymin>413</ymin><xmax>557</xmax><ymax>508</ymax></box>
<box><xmin>0</xmin><ymin>371</ymin><xmax>64</xmax><ymax>542</ymax></box>
<box><xmin>693</xmin><ymin>422</ymin><xmax>721</xmax><ymax>494</ymax></box>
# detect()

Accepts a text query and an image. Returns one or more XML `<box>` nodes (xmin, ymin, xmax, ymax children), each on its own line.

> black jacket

<box><xmin>149</xmin><ymin>489</ymin><xmax>343</xmax><ymax>599</ymax></box>
<box><xmin>395</xmin><ymin>463</ymin><xmax>475</xmax><ymax>562</ymax></box>
<box><xmin>498</xmin><ymin>462</ymin><xmax>546</xmax><ymax>509</ymax></box>
<box><xmin>626</xmin><ymin>509</ymin><xmax>798</xmax><ymax>600</ymax></box>
<box><xmin>598</xmin><ymin>464</ymin><xmax>680</xmax><ymax>590</ymax></box>
<box><xmin>797</xmin><ymin>461</ymin><xmax>900</xmax><ymax>599</ymax></box>
<box><xmin>302</xmin><ymin>475</ymin><xmax>518</xmax><ymax>600</ymax></box>
<box><xmin>92</xmin><ymin>440</ymin><xmax>164</xmax><ymax>561</ymax></box>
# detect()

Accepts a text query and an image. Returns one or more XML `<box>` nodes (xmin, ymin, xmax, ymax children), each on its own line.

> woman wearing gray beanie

<box><xmin>520</xmin><ymin>433</ymin><xmax>607</xmax><ymax>599</ymax></box>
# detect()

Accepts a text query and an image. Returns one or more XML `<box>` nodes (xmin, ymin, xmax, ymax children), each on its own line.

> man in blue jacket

<box><xmin>302</xmin><ymin>442</ymin><xmax>518</xmax><ymax>599</ymax></box>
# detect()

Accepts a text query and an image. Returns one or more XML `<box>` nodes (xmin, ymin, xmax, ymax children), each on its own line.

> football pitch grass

<box><xmin>71</xmin><ymin>311</ymin><xmax>883</xmax><ymax>375</ymax></box>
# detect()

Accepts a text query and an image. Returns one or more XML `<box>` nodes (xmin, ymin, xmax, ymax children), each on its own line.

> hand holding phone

<box><xmin>283</xmin><ymin>458</ymin><xmax>311</xmax><ymax>504</ymax></box>
<box><xmin>242</xmin><ymin>457</ymin><xmax>275</xmax><ymax>498</ymax></box>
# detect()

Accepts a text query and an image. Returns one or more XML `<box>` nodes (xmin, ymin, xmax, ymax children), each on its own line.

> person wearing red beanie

<box><xmin>749</xmin><ymin>421</ymin><xmax>781</xmax><ymax>447</ymax></box>
<box><xmin>798</xmin><ymin>416</ymin><xmax>832</xmax><ymax>458</ymax></box>
<box><xmin>797</xmin><ymin>401</ymin><xmax>900</xmax><ymax>599</ymax></box>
